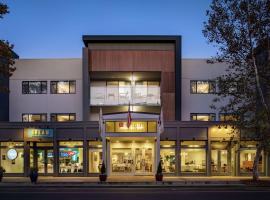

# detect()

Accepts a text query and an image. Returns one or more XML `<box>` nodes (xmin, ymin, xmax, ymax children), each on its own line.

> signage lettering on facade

<box><xmin>24</xmin><ymin>128</ymin><xmax>54</xmax><ymax>139</ymax></box>
<box><xmin>105</xmin><ymin>121</ymin><xmax>157</xmax><ymax>133</ymax></box>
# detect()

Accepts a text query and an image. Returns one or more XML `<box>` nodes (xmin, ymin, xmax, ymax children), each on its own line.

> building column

<box><xmin>83</xmin><ymin>126</ymin><xmax>88</xmax><ymax>176</ymax></box>
<box><xmin>53</xmin><ymin>127</ymin><xmax>58</xmax><ymax>176</ymax></box>
<box><xmin>235</xmin><ymin>142</ymin><xmax>240</xmax><ymax>176</ymax></box>
<box><xmin>156</xmin><ymin>135</ymin><xmax>160</xmax><ymax>173</ymax></box>
<box><xmin>23</xmin><ymin>141</ymin><xmax>30</xmax><ymax>176</ymax></box>
<box><xmin>206</xmin><ymin>130</ymin><xmax>211</xmax><ymax>176</ymax></box>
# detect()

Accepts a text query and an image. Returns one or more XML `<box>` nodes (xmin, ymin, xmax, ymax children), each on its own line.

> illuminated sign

<box><xmin>105</xmin><ymin>121</ymin><xmax>157</xmax><ymax>133</ymax></box>
<box><xmin>7</xmin><ymin>148</ymin><xmax>18</xmax><ymax>160</ymax></box>
<box><xmin>24</xmin><ymin>128</ymin><xmax>53</xmax><ymax>140</ymax></box>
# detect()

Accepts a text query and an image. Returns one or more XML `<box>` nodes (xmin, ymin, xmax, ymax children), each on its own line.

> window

<box><xmin>22</xmin><ymin>81</ymin><xmax>47</xmax><ymax>94</ymax></box>
<box><xmin>191</xmin><ymin>80</ymin><xmax>216</xmax><ymax>94</ymax></box>
<box><xmin>59</xmin><ymin>141</ymin><xmax>83</xmax><ymax>173</ymax></box>
<box><xmin>22</xmin><ymin>113</ymin><xmax>47</xmax><ymax>122</ymax></box>
<box><xmin>160</xmin><ymin>141</ymin><xmax>176</xmax><ymax>173</ymax></box>
<box><xmin>50</xmin><ymin>113</ymin><xmax>76</xmax><ymax>122</ymax></box>
<box><xmin>105</xmin><ymin>121</ymin><xmax>157</xmax><ymax>133</ymax></box>
<box><xmin>190</xmin><ymin>113</ymin><xmax>216</xmax><ymax>121</ymax></box>
<box><xmin>219</xmin><ymin>113</ymin><xmax>238</xmax><ymax>121</ymax></box>
<box><xmin>88</xmin><ymin>141</ymin><xmax>102</xmax><ymax>173</ymax></box>
<box><xmin>0</xmin><ymin>142</ymin><xmax>24</xmax><ymax>173</ymax></box>
<box><xmin>180</xmin><ymin>141</ymin><xmax>206</xmax><ymax>173</ymax></box>
<box><xmin>50</xmin><ymin>81</ymin><xmax>76</xmax><ymax>94</ymax></box>
<box><xmin>240</xmin><ymin>149</ymin><xmax>264</xmax><ymax>173</ymax></box>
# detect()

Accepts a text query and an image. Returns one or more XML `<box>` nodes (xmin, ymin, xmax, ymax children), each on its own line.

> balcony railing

<box><xmin>90</xmin><ymin>86</ymin><xmax>160</xmax><ymax>106</ymax></box>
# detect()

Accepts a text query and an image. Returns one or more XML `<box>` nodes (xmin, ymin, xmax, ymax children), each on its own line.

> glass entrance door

<box><xmin>110</xmin><ymin>141</ymin><xmax>155</xmax><ymax>175</ymax></box>
<box><xmin>211</xmin><ymin>149</ymin><xmax>228</xmax><ymax>175</ymax></box>
<box><xmin>135</xmin><ymin>148</ymin><xmax>153</xmax><ymax>174</ymax></box>
<box><xmin>32</xmin><ymin>148</ymin><xmax>54</xmax><ymax>174</ymax></box>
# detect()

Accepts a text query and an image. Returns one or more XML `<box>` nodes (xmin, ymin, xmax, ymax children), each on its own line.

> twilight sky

<box><xmin>0</xmin><ymin>0</ymin><xmax>216</xmax><ymax>58</ymax></box>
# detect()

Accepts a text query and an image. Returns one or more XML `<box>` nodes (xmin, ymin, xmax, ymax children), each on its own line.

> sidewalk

<box><xmin>1</xmin><ymin>176</ymin><xmax>270</xmax><ymax>187</ymax></box>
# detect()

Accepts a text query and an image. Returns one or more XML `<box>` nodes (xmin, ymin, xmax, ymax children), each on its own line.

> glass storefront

<box><xmin>239</xmin><ymin>142</ymin><xmax>264</xmax><ymax>173</ymax></box>
<box><xmin>160</xmin><ymin>141</ymin><xmax>176</xmax><ymax>173</ymax></box>
<box><xmin>59</xmin><ymin>141</ymin><xmax>83</xmax><ymax>173</ymax></box>
<box><xmin>110</xmin><ymin>140</ymin><xmax>154</xmax><ymax>175</ymax></box>
<box><xmin>211</xmin><ymin>142</ymin><xmax>230</xmax><ymax>174</ymax></box>
<box><xmin>0</xmin><ymin>142</ymin><xmax>24</xmax><ymax>173</ymax></box>
<box><xmin>181</xmin><ymin>141</ymin><xmax>206</xmax><ymax>173</ymax></box>
<box><xmin>30</xmin><ymin>142</ymin><xmax>54</xmax><ymax>174</ymax></box>
<box><xmin>88</xmin><ymin>141</ymin><xmax>103</xmax><ymax>173</ymax></box>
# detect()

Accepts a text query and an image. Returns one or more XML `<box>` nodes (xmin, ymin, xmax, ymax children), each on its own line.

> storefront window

<box><xmin>181</xmin><ymin>141</ymin><xmax>206</xmax><ymax>173</ymax></box>
<box><xmin>0</xmin><ymin>142</ymin><xmax>24</xmax><ymax>173</ymax></box>
<box><xmin>59</xmin><ymin>141</ymin><xmax>83</xmax><ymax>173</ymax></box>
<box><xmin>160</xmin><ymin>149</ymin><xmax>176</xmax><ymax>173</ymax></box>
<box><xmin>88</xmin><ymin>141</ymin><xmax>102</xmax><ymax>173</ymax></box>
<box><xmin>240</xmin><ymin>149</ymin><xmax>264</xmax><ymax>173</ymax></box>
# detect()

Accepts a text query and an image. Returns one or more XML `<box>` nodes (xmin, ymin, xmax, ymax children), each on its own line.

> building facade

<box><xmin>0</xmin><ymin>35</ymin><xmax>269</xmax><ymax>177</ymax></box>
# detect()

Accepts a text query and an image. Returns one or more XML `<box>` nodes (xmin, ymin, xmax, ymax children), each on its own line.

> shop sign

<box><xmin>106</xmin><ymin>121</ymin><xmax>157</xmax><ymax>133</ymax></box>
<box><xmin>59</xmin><ymin>148</ymin><xmax>78</xmax><ymax>161</ymax></box>
<box><xmin>7</xmin><ymin>148</ymin><xmax>18</xmax><ymax>160</ymax></box>
<box><xmin>24</xmin><ymin>128</ymin><xmax>53</xmax><ymax>140</ymax></box>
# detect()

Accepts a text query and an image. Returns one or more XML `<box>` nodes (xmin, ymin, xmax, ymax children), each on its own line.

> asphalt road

<box><xmin>0</xmin><ymin>187</ymin><xmax>270</xmax><ymax>200</ymax></box>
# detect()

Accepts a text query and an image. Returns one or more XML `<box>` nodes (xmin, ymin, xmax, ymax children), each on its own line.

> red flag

<box><xmin>127</xmin><ymin>103</ymin><xmax>132</xmax><ymax>128</ymax></box>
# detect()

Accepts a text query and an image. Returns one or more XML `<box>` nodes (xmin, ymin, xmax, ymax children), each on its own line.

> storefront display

<box><xmin>88</xmin><ymin>141</ymin><xmax>102</xmax><ymax>173</ymax></box>
<box><xmin>110</xmin><ymin>140</ymin><xmax>154</xmax><ymax>175</ymax></box>
<box><xmin>181</xmin><ymin>141</ymin><xmax>206</xmax><ymax>173</ymax></box>
<box><xmin>160</xmin><ymin>141</ymin><xmax>176</xmax><ymax>173</ymax></box>
<box><xmin>59</xmin><ymin>141</ymin><xmax>83</xmax><ymax>173</ymax></box>
<box><xmin>239</xmin><ymin>142</ymin><xmax>264</xmax><ymax>173</ymax></box>
<box><xmin>0</xmin><ymin>142</ymin><xmax>24</xmax><ymax>173</ymax></box>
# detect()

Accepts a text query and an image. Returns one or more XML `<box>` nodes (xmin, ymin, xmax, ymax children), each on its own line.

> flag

<box><xmin>158</xmin><ymin>107</ymin><xmax>164</xmax><ymax>133</ymax></box>
<box><xmin>99</xmin><ymin>107</ymin><xmax>103</xmax><ymax>134</ymax></box>
<box><xmin>127</xmin><ymin>103</ymin><xmax>132</xmax><ymax>128</ymax></box>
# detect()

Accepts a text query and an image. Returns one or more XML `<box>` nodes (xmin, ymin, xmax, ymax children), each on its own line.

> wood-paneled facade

<box><xmin>83</xmin><ymin>36</ymin><xmax>181</xmax><ymax>121</ymax></box>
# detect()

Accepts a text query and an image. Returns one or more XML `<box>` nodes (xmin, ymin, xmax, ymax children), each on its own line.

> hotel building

<box><xmin>0</xmin><ymin>35</ymin><xmax>269</xmax><ymax>177</ymax></box>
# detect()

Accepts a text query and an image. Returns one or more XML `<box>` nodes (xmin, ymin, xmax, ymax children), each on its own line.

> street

<box><xmin>0</xmin><ymin>187</ymin><xmax>270</xmax><ymax>200</ymax></box>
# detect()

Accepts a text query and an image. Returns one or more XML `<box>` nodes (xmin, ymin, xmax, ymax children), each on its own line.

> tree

<box><xmin>0</xmin><ymin>2</ymin><xmax>16</xmax><ymax>93</ymax></box>
<box><xmin>203</xmin><ymin>0</ymin><xmax>270</xmax><ymax>181</ymax></box>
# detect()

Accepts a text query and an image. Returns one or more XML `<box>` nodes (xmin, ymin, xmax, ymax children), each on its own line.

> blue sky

<box><xmin>0</xmin><ymin>0</ymin><xmax>216</xmax><ymax>58</ymax></box>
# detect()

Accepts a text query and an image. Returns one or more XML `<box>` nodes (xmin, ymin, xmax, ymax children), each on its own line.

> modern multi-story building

<box><xmin>0</xmin><ymin>35</ymin><xmax>268</xmax><ymax>177</ymax></box>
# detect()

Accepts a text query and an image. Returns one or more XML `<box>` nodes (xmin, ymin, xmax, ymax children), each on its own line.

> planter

<box><xmin>99</xmin><ymin>174</ymin><xmax>107</xmax><ymax>182</ymax></box>
<box><xmin>29</xmin><ymin>172</ymin><xmax>38</xmax><ymax>183</ymax></box>
<box><xmin>155</xmin><ymin>174</ymin><xmax>163</xmax><ymax>182</ymax></box>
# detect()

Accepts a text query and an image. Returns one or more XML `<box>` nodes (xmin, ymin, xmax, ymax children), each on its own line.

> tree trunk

<box><xmin>252</xmin><ymin>143</ymin><xmax>263</xmax><ymax>181</ymax></box>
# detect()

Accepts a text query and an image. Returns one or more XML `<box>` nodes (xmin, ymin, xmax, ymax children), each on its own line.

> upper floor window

<box><xmin>50</xmin><ymin>80</ymin><xmax>76</xmax><ymax>94</ymax></box>
<box><xmin>50</xmin><ymin>113</ymin><xmax>76</xmax><ymax>122</ymax></box>
<box><xmin>190</xmin><ymin>113</ymin><xmax>216</xmax><ymax>121</ymax></box>
<box><xmin>90</xmin><ymin>80</ymin><xmax>160</xmax><ymax>106</ymax></box>
<box><xmin>190</xmin><ymin>80</ymin><xmax>216</xmax><ymax>94</ymax></box>
<box><xmin>22</xmin><ymin>113</ymin><xmax>47</xmax><ymax>122</ymax></box>
<box><xmin>22</xmin><ymin>81</ymin><xmax>47</xmax><ymax>94</ymax></box>
<box><xmin>219</xmin><ymin>113</ymin><xmax>238</xmax><ymax>121</ymax></box>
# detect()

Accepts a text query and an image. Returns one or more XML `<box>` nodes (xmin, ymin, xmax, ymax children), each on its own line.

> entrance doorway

<box><xmin>30</xmin><ymin>142</ymin><xmax>54</xmax><ymax>175</ymax></box>
<box><xmin>110</xmin><ymin>140</ymin><xmax>155</xmax><ymax>175</ymax></box>
<box><xmin>211</xmin><ymin>149</ymin><xmax>228</xmax><ymax>174</ymax></box>
<box><xmin>211</xmin><ymin>142</ymin><xmax>231</xmax><ymax>175</ymax></box>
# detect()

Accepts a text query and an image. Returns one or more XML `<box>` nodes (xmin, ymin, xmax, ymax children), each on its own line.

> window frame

<box><xmin>219</xmin><ymin>113</ymin><xmax>238</xmax><ymax>122</ymax></box>
<box><xmin>50</xmin><ymin>80</ymin><xmax>76</xmax><ymax>94</ymax></box>
<box><xmin>190</xmin><ymin>80</ymin><xmax>216</xmax><ymax>94</ymax></box>
<box><xmin>50</xmin><ymin>113</ymin><xmax>76</xmax><ymax>122</ymax></box>
<box><xmin>190</xmin><ymin>113</ymin><xmax>216</xmax><ymax>121</ymax></box>
<box><xmin>22</xmin><ymin>113</ymin><xmax>47</xmax><ymax>122</ymax></box>
<box><xmin>22</xmin><ymin>81</ymin><xmax>47</xmax><ymax>94</ymax></box>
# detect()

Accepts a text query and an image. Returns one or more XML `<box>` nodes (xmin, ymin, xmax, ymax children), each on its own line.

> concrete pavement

<box><xmin>0</xmin><ymin>176</ymin><xmax>270</xmax><ymax>187</ymax></box>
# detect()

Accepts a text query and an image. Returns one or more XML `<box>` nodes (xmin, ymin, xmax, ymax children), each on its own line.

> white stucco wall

<box><xmin>9</xmin><ymin>58</ymin><xmax>83</xmax><ymax>122</ymax></box>
<box><xmin>181</xmin><ymin>59</ymin><xmax>228</xmax><ymax>121</ymax></box>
